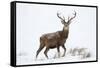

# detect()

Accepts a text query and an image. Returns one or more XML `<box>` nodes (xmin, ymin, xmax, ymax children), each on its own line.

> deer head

<box><xmin>57</xmin><ymin>11</ymin><xmax>76</xmax><ymax>29</ymax></box>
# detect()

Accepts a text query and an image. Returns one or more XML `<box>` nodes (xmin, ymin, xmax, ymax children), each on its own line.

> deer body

<box><xmin>40</xmin><ymin>27</ymin><xmax>69</xmax><ymax>48</ymax></box>
<box><xmin>36</xmin><ymin>11</ymin><xmax>76</xmax><ymax>59</ymax></box>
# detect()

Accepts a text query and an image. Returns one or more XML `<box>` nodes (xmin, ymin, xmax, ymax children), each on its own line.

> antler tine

<box><xmin>68</xmin><ymin>16</ymin><xmax>70</xmax><ymax>21</ymax></box>
<box><xmin>73</xmin><ymin>11</ymin><xmax>76</xmax><ymax>17</ymax></box>
<box><xmin>57</xmin><ymin>12</ymin><xmax>64</xmax><ymax>21</ymax></box>
<box><xmin>63</xmin><ymin>16</ymin><xmax>65</xmax><ymax>20</ymax></box>
<box><xmin>68</xmin><ymin>11</ymin><xmax>76</xmax><ymax>22</ymax></box>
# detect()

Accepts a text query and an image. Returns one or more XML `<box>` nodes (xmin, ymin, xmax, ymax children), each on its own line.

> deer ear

<box><xmin>61</xmin><ymin>20</ymin><xmax>65</xmax><ymax>25</ymax></box>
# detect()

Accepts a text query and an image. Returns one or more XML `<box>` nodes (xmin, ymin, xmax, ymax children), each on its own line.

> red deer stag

<box><xmin>36</xmin><ymin>11</ymin><xmax>76</xmax><ymax>59</ymax></box>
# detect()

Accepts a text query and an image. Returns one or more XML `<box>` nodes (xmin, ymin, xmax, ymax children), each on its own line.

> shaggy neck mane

<box><xmin>61</xmin><ymin>27</ymin><xmax>69</xmax><ymax>38</ymax></box>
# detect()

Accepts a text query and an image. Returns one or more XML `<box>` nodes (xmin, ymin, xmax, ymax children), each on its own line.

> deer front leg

<box><xmin>61</xmin><ymin>45</ymin><xmax>66</xmax><ymax>57</ymax></box>
<box><xmin>57</xmin><ymin>46</ymin><xmax>60</xmax><ymax>58</ymax></box>
<box><xmin>44</xmin><ymin>47</ymin><xmax>49</xmax><ymax>59</ymax></box>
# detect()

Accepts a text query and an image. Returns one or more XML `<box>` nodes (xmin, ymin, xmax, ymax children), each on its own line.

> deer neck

<box><xmin>61</xmin><ymin>26</ymin><xmax>69</xmax><ymax>38</ymax></box>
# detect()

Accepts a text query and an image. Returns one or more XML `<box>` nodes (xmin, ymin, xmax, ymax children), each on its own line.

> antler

<box><xmin>57</xmin><ymin>11</ymin><xmax>76</xmax><ymax>25</ymax></box>
<box><xmin>68</xmin><ymin>11</ymin><xmax>76</xmax><ymax>22</ymax></box>
<box><xmin>57</xmin><ymin>12</ymin><xmax>64</xmax><ymax>21</ymax></box>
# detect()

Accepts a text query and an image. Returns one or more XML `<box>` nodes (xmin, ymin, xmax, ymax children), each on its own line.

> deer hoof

<box><xmin>62</xmin><ymin>54</ymin><xmax>65</xmax><ymax>57</ymax></box>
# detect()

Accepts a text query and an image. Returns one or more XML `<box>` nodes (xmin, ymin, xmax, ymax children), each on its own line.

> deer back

<box><xmin>40</xmin><ymin>30</ymin><xmax>69</xmax><ymax>47</ymax></box>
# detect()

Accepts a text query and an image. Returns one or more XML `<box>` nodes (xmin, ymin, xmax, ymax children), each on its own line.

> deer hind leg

<box><xmin>36</xmin><ymin>44</ymin><xmax>44</xmax><ymax>59</ymax></box>
<box><xmin>57</xmin><ymin>46</ymin><xmax>60</xmax><ymax>58</ymax></box>
<box><xmin>62</xmin><ymin>45</ymin><xmax>66</xmax><ymax>57</ymax></box>
<box><xmin>44</xmin><ymin>47</ymin><xmax>49</xmax><ymax>59</ymax></box>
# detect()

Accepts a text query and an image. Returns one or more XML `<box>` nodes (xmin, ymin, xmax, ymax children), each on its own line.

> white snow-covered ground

<box><xmin>16</xmin><ymin>47</ymin><xmax>96</xmax><ymax>65</ymax></box>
